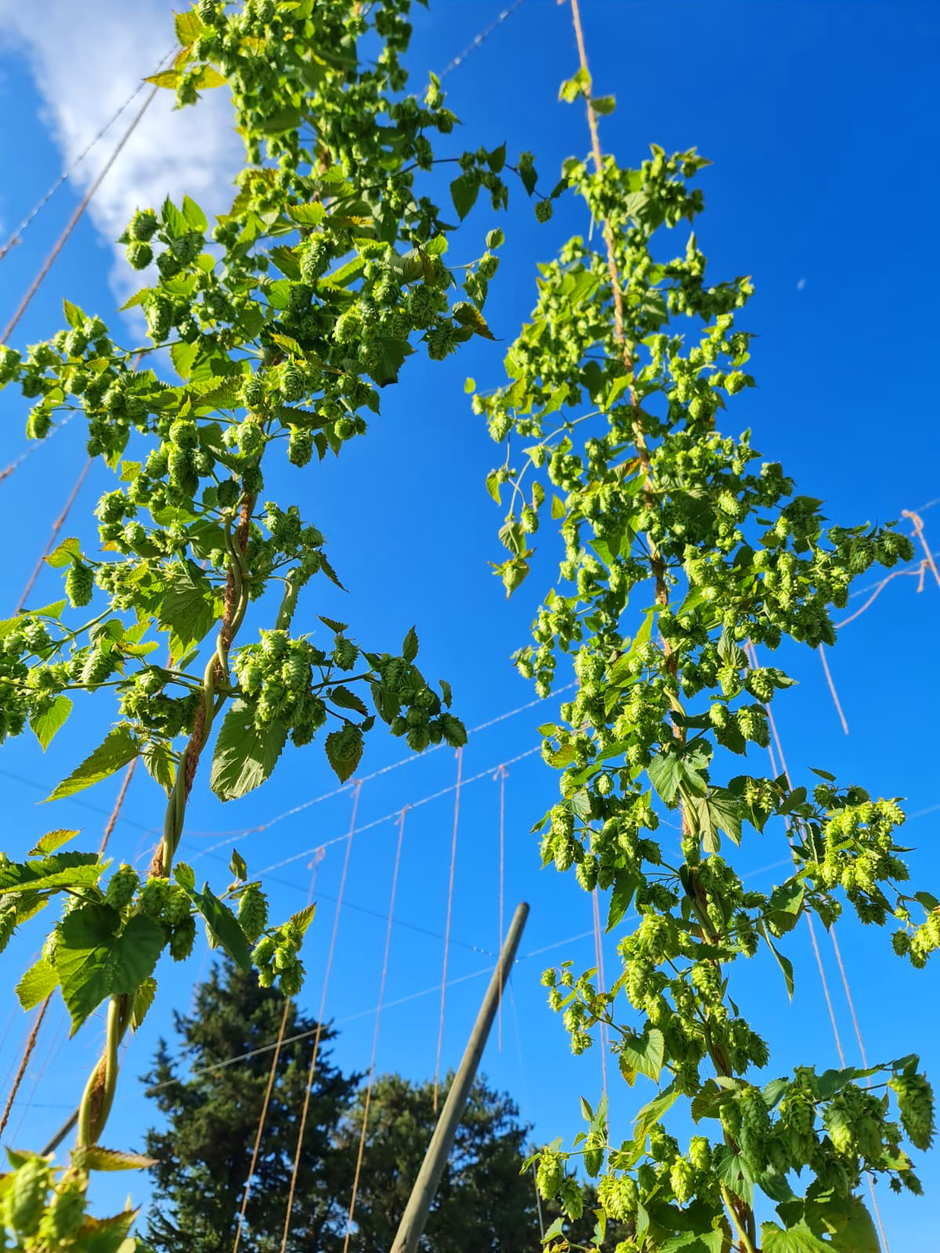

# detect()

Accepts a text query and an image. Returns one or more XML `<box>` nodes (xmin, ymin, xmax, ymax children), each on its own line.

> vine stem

<box><xmin>721</xmin><ymin>1184</ymin><xmax>758</xmax><ymax>1253</ymax></box>
<box><xmin>75</xmin><ymin>495</ymin><xmax>254</xmax><ymax>1150</ymax></box>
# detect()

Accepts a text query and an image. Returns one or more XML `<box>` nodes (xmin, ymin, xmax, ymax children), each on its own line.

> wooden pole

<box><xmin>389</xmin><ymin>901</ymin><xmax>530</xmax><ymax>1253</ymax></box>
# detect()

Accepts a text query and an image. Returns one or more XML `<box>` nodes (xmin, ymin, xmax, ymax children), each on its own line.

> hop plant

<box><xmin>65</xmin><ymin>562</ymin><xmax>94</xmax><ymax>608</ymax></box>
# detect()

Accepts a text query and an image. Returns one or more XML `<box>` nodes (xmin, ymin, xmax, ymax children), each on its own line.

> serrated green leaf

<box><xmin>287</xmin><ymin>202</ymin><xmax>326</xmax><ymax>226</ymax></box>
<box><xmin>330</xmin><ymin>685</ymin><xmax>369</xmax><ymax>716</ymax></box>
<box><xmin>229</xmin><ymin>849</ymin><xmax>247</xmax><ymax>881</ymax></box>
<box><xmin>158</xmin><ymin>560</ymin><xmax>218</xmax><ymax>656</ymax></box>
<box><xmin>541</xmin><ymin>1217</ymin><xmax>564</xmax><ymax>1243</ymax></box>
<box><xmin>450</xmin><ymin>173</ymin><xmax>480</xmax><ymax>221</ymax></box>
<box><xmin>170</xmin><ymin>339</ymin><xmax>199</xmax><ymax>381</ymax></box>
<box><xmin>72</xmin><ymin>1145</ymin><xmax>157</xmax><ymax>1172</ymax></box>
<box><xmin>452</xmin><ymin>301</ymin><xmax>495</xmax><ymax>340</ymax></box>
<box><xmin>45</xmin><ymin>725</ymin><xmax>139</xmax><ymax>802</ymax></box>
<box><xmin>56</xmin><ymin>905</ymin><xmax>164</xmax><ymax>1034</ymax></box>
<box><xmin>16</xmin><ymin>956</ymin><xmax>58</xmax><ymax>1010</ymax></box>
<box><xmin>0</xmin><ymin>851</ymin><xmax>103</xmax><ymax>894</ymax></box>
<box><xmin>318</xmin><ymin>615</ymin><xmax>349</xmax><ymax>633</ymax></box>
<box><xmin>174</xmin><ymin>10</ymin><xmax>204</xmax><ymax>46</ymax></box>
<box><xmin>181</xmin><ymin>195</ymin><xmax>208</xmax><ymax>232</ymax></box>
<box><xmin>590</xmin><ymin>95</ymin><xmax>616</xmax><ymax>115</ymax></box>
<box><xmin>181</xmin><ymin>881</ymin><xmax>251</xmax><ymax>970</ymax></box>
<box><xmin>210</xmin><ymin>701</ymin><xmax>288</xmax><ymax>802</ymax></box>
<box><xmin>30</xmin><ymin>694</ymin><xmax>73</xmax><ymax>751</ymax></box>
<box><xmin>760</xmin><ymin>1222</ymin><xmax>830</xmax><ymax>1253</ymax></box>
<box><xmin>402</xmin><ymin>626</ymin><xmax>418</xmax><ymax>662</ymax></box>
<box><xmin>29</xmin><ymin>828</ymin><xmax>79</xmax><ymax>856</ymax></box>
<box><xmin>62</xmin><ymin>299</ymin><xmax>86</xmax><ymax>328</ymax></box>
<box><xmin>191</xmin><ymin>64</ymin><xmax>226</xmax><ymax>89</ymax></box>
<box><xmin>325</xmin><ymin>724</ymin><xmax>364</xmax><ymax>783</ymax></box>
<box><xmin>760</xmin><ymin>922</ymin><xmax>795</xmax><ymax>1000</ymax></box>
<box><xmin>145</xmin><ymin>69</ymin><xmax>180</xmax><ymax>89</ymax></box>
<box><xmin>142</xmin><ymin>742</ymin><xmax>176</xmax><ymax>796</ymax></box>
<box><xmin>131</xmin><ymin>976</ymin><xmax>157</xmax><ymax>1032</ymax></box>
<box><xmin>607</xmin><ymin>866</ymin><xmax>638</xmax><ymax>931</ymax></box>
<box><xmin>619</xmin><ymin>1027</ymin><xmax>664</xmax><ymax>1083</ymax></box>
<box><xmin>45</xmin><ymin>536</ymin><xmax>81</xmax><ymax>568</ymax></box>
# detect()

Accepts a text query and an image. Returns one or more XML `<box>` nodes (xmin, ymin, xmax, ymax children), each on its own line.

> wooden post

<box><xmin>389</xmin><ymin>901</ymin><xmax>530</xmax><ymax>1253</ymax></box>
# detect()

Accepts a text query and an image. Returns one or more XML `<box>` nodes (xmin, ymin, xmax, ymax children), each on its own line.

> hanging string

<box><xmin>507</xmin><ymin>980</ymin><xmax>546</xmax><ymax>1242</ymax></box>
<box><xmin>590</xmin><ymin>889</ymin><xmax>609</xmax><ymax>1106</ymax></box>
<box><xmin>0</xmin><ymin>48</ymin><xmax>176</xmax><ymax>263</ymax></box>
<box><xmin>0</xmin><ymin>1001</ymin><xmax>50</xmax><ymax>1140</ymax></box>
<box><xmin>817</xmin><ymin>646</ymin><xmax>849</xmax><ymax>736</ymax></box>
<box><xmin>279</xmin><ymin>785</ymin><xmax>362</xmax><ymax>1253</ymax></box>
<box><xmin>342</xmin><ymin>804</ymin><xmax>407</xmax><ymax>1253</ymax></box>
<box><xmin>1</xmin><ymin>88</ymin><xmax>159</xmax><ymax>346</ymax></box>
<box><xmin>433</xmin><ymin>747</ymin><xmax>463</xmax><ymax>1112</ymax></box>
<box><xmin>16</xmin><ymin>461</ymin><xmax>93</xmax><ymax>611</ymax></box>
<box><xmin>494</xmin><ymin>763</ymin><xmax>509</xmax><ymax>1049</ymax></box>
<box><xmin>901</xmin><ymin>509</ymin><xmax>940</xmax><ymax>591</ymax></box>
<box><xmin>189</xmin><ymin>688</ymin><xmax>575</xmax><ymax>850</ymax></box>
<box><xmin>439</xmin><ymin>0</ymin><xmax>527</xmax><ymax>79</ymax></box>
<box><xmin>0</xmin><ymin>752</ymin><xmax>137</xmax><ymax>1143</ymax></box>
<box><xmin>747</xmin><ymin>639</ymin><xmax>889</xmax><ymax>1250</ymax></box>
<box><xmin>233</xmin><ymin>849</ymin><xmax>324</xmax><ymax>1253</ymax></box>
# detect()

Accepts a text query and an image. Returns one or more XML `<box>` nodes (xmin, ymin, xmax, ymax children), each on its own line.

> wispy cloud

<box><xmin>0</xmin><ymin>0</ymin><xmax>243</xmax><ymax>304</ymax></box>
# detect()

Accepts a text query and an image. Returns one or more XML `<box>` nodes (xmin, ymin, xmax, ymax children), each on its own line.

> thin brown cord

<box><xmin>434</xmin><ymin>747</ymin><xmax>463</xmax><ymax>1112</ymax></box>
<box><xmin>1</xmin><ymin>86</ymin><xmax>159</xmax><ymax>346</ymax></box>
<box><xmin>16</xmin><ymin>460</ymin><xmax>93</xmax><ymax>612</ymax></box>
<box><xmin>0</xmin><ymin>752</ymin><xmax>137</xmax><ymax>1142</ymax></box>
<box><xmin>495</xmin><ymin>763</ymin><xmax>508</xmax><ymax>1049</ymax></box>
<box><xmin>902</xmin><ymin>510</ymin><xmax>940</xmax><ymax>590</ymax></box>
<box><xmin>818</xmin><ymin>646</ymin><xmax>849</xmax><ymax>736</ymax></box>
<box><xmin>342</xmin><ymin>804</ymin><xmax>406</xmax><ymax>1253</ymax></box>
<box><xmin>99</xmin><ymin>759</ymin><xmax>138</xmax><ymax>857</ymax></box>
<box><xmin>280</xmin><ymin>784</ymin><xmax>362</xmax><ymax>1253</ymax></box>
<box><xmin>749</xmin><ymin>639</ymin><xmax>889</xmax><ymax>1249</ymax></box>
<box><xmin>590</xmin><ymin>889</ymin><xmax>609</xmax><ymax>1106</ymax></box>
<box><xmin>234</xmin><ymin>849</ymin><xmax>324</xmax><ymax>1253</ymax></box>
<box><xmin>834</xmin><ymin>565</ymin><xmax>925</xmax><ymax>629</ymax></box>
<box><xmin>0</xmin><ymin>997</ymin><xmax>50</xmax><ymax>1140</ymax></box>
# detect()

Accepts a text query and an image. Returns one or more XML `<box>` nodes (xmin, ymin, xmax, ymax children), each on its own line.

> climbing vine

<box><xmin>479</xmin><ymin>49</ymin><xmax>937</xmax><ymax>1253</ymax></box>
<box><xmin>0</xmin><ymin>1</ymin><xmax>546</xmax><ymax>1246</ymax></box>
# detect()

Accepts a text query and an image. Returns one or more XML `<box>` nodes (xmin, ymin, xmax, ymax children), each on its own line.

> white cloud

<box><xmin>796</xmin><ymin>278</ymin><xmax>806</xmax><ymax>291</ymax></box>
<box><xmin>0</xmin><ymin>0</ymin><xmax>243</xmax><ymax>305</ymax></box>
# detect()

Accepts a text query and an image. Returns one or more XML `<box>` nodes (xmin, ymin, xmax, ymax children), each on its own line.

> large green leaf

<box><xmin>325</xmin><ymin>724</ymin><xmax>364</xmax><ymax>783</ymax></box>
<box><xmin>760</xmin><ymin>922</ymin><xmax>795</xmax><ymax>1000</ymax></box>
<box><xmin>210</xmin><ymin>700</ymin><xmax>288</xmax><ymax>801</ymax></box>
<box><xmin>15</xmin><ymin>956</ymin><xmax>58</xmax><ymax>1010</ymax></box>
<box><xmin>619</xmin><ymin>1027</ymin><xmax>665</xmax><ymax>1083</ymax></box>
<box><xmin>760</xmin><ymin>1222</ymin><xmax>829</xmax><ymax>1253</ymax></box>
<box><xmin>30</xmin><ymin>694</ymin><xmax>73</xmax><ymax>751</ymax></box>
<box><xmin>56</xmin><ymin>905</ymin><xmax>165</xmax><ymax>1034</ymax></box>
<box><xmin>607</xmin><ymin>866</ymin><xmax>638</xmax><ymax>931</ymax></box>
<box><xmin>45</xmin><ymin>725</ymin><xmax>139</xmax><ymax>802</ymax></box>
<box><xmin>158</xmin><ymin>560</ymin><xmax>218</xmax><ymax>656</ymax></box>
<box><xmin>180</xmin><ymin>881</ymin><xmax>251</xmax><ymax>970</ymax></box>
<box><xmin>0</xmin><ymin>851</ymin><xmax>103</xmax><ymax>895</ymax></box>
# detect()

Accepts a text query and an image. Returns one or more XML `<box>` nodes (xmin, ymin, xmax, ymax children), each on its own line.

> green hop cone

<box><xmin>280</xmin><ymin>362</ymin><xmax>306</xmax><ymax>402</ymax></box>
<box><xmin>129</xmin><ymin>208</ymin><xmax>158</xmax><ymax>241</ymax></box>
<box><xmin>65</xmin><ymin>562</ymin><xmax>94</xmax><ymax>608</ymax></box>
<box><xmin>5</xmin><ymin>1157</ymin><xmax>51</xmax><ymax>1236</ymax></box>
<box><xmin>669</xmin><ymin>1157</ymin><xmax>695</xmax><ymax>1204</ymax></box>
<box><xmin>288</xmin><ymin>426</ymin><xmax>313</xmax><ymax>467</ymax></box>
<box><xmin>891</xmin><ymin>1071</ymin><xmax>936</xmax><ymax>1150</ymax></box>
<box><xmin>105</xmin><ymin>864</ymin><xmax>139</xmax><ymax>910</ymax></box>
<box><xmin>81</xmin><ymin>647</ymin><xmax>114</xmax><ymax>687</ymax></box>
<box><xmin>238</xmin><ymin>885</ymin><xmax>269</xmax><ymax>943</ymax></box>
<box><xmin>535</xmin><ymin>199</ymin><xmax>553</xmax><ymax>223</ymax></box>
<box><xmin>169</xmin><ymin>915</ymin><xmax>197</xmax><ymax>961</ymax></box>
<box><xmin>39</xmin><ymin>1183</ymin><xmax>85</xmax><ymax>1242</ymax></box>
<box><xmin>536</xmin><ymin>1151</ymin><xmax>563</xmax><ymax>1200</ymax></box>
<box><xmin>439</xmin><ymin>712</ymin><xmax>467</xmax><ymax>748</ymax></box>
<box><xmin>164</xmin><ymin>885</ymin><xmax>190</xmax><ymax>926</ymax></box>
<box><xmin>126</xmin><ymin>241</ymin><xmax>153</xmax><ymax>270</ymax></box>
<box><xmin>299</xmin><ymin>234</ymin><xmax>329</xmax><ymax>283</ymax></box>
<box><xmin>139</xmin><ymin>876</ymin><xmax>169</xmax><ymax>920</ymax></box>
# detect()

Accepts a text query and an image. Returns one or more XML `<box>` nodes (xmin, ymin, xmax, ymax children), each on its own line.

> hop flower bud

<box><xmin>140</xmin><ymin>876</ymin><xmax>169</xmax><ymax>920</ymax></box>
<box><xmin>126</xmin><ymin>241</ymin><xmax>153</xmax><ymax>270</ymax></box>
<box><xmin>891</xmin><ymin>1071</ymin><xmax>935</xmax><ymax>1150</ymax></box>
<box><xmin>65</xmin><ymin>562</ymin><xmax>94</xmax><ymax>608</ymax></box>
<box><xmin>535</xmin><ymin>199</ymin><xmax>553</xmax><ymax>223</ymax></box>
<box><xmin>288</xmin><ymin>426</ymin><xmax>313</xmax><ymax>467</ymax></box>
<box><xmin>169</xmin><ymin>915</ymin><xmax>197</xmax><ymax>961</ymax></box>
<box><xmin>238</xmin><ymin>885</ymin><xmax>268</xmax><ymax>943</ymax></box>
<box><xmin>299</xmin><ymin>235</ymin><xmax>329</xmax><ymax>283</ymax></box>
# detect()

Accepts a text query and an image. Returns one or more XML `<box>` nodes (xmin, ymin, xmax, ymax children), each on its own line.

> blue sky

<box><xmin>1</xmin><ymin>0</ymin><xmax>939</xmax><ymax>1245</ymax></box>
